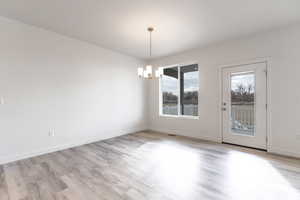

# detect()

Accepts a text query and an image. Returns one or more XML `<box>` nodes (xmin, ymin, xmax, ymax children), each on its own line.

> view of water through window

<box><xmin>181</xmin><ymin>65</ymin><xmax>199</xmax><ymax>116</ymax></box>
<box><xmin>161</xmin><ymin>64</ymin><xmax>198</xmax><ymax>116</ymax></box>
<box><xmin>161</xmin><ymin>67</ymin><xmax>178</xmax><ymax>115</ymax></box>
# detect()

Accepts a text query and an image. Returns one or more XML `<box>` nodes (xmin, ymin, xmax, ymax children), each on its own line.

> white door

<box><xmin>222</xmin><ymin>62</ymin><xmax>267</xmax><ymax>149</ymax></box>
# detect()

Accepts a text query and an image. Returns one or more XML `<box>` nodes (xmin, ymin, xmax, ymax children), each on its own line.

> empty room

<box><xmin>1</xmin><ymin>0</ymin><xmax>300</xmax><ymax>199</ymax></box>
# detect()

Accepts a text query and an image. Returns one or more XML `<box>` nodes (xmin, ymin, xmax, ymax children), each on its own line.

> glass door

<box><xmin>222</xmin><ymin>62</ymin><xmax>267</xmax><ymax>149</ymax></box>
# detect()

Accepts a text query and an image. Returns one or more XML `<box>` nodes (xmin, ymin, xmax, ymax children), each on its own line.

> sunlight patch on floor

<box><xmin>225</xmin><ymin>151</ymin><xmax>300</xmax><ymax>200</ymax></box>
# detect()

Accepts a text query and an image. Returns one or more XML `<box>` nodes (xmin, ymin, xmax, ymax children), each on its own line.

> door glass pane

<box><xmin>161</xmin><ymin>67</ymin><xmax>178</xmax><ymax>115</ymax></box>
<box><xmin>231</xmin><ymin>72</ymin><xmax>255</xmax><ymax>136</ymax></box>
<box><xmin>180</xmin><ymin>64</ymin><xmax>199</xmax><ymax>116</ymax></box>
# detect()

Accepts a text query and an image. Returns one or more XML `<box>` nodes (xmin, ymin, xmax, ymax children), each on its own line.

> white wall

<box><xmin>148</xmin><ymin>24</ymin><xmax>300</xmax><ymax>158</ymax></box>
<box><xmin>0</xmin><ymin>17</ymin><xmax>147</xmax><ymax>164</ymax></box>
<box><xmin>1</xmin><ymin>15</ymin><xmax>300</xmax><ymax>164</ymax></box>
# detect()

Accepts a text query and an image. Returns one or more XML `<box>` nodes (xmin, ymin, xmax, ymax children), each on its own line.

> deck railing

<box><xmin>231</xmin><ymin>104</ymin><xmax>254</xmax><ymax>133</ymax></box>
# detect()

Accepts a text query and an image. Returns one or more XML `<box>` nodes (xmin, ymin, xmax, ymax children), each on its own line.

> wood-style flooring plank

<box><xmin>1</xmin><ymin>131</ymin><xmax>300</xmax><ymax>200</ymax></box>
<box><xmin>0</xmin><ymin>166</ymin><xmax>9</xmax><ymax>200</ymax></box>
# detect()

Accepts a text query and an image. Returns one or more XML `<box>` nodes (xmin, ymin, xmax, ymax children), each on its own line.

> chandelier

<box><xmin>137</xmin><ymin>27</ymin><xmax>162</xmax><ymax>79</ymax></box>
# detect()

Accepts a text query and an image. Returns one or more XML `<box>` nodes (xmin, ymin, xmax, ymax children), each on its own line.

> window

<box><xmin>160</xmin><ymin>64</ymin><xmax>199</xmax><ymax>117</ymax></box>
<box><xmin>230</xmin><ymin>72</ymin><xmax>255</xmax><ymax>136</ymax></box>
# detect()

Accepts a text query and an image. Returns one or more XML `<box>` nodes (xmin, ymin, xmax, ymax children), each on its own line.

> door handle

<box><xmin>222</xmin><ymin>108</ymin><xmax>226</xmax><ymax>111</ymax></box>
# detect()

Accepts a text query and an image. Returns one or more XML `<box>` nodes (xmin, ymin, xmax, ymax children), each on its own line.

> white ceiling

<box><xmin>0</xmin><ymin>0</ymin><xmax>300</xmax><ymax>60</ymax></box>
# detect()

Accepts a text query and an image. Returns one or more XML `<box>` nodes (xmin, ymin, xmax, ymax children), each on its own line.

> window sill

<box><xmin>159</xmin><ymin>114</ymin><xmax>199</xmax><ymax>120</ymax></box>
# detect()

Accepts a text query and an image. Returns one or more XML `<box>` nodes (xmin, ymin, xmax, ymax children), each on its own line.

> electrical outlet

<box><xmin>0</xmin><ymin>97</ymin><xmax>4</xmax><ymax>105</ymax></box>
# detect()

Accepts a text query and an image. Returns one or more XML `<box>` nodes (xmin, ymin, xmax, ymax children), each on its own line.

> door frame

<box><xmin>218</xmin><ymin>57</ymin><xmax>271</xmax><ymax>151</ymax></box>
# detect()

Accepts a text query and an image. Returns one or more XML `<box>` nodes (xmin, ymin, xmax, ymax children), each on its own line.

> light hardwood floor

<box><xmin>1</xmin><ymin>131</ymin><xmax>300</xmax><ymax>200</ymax></box>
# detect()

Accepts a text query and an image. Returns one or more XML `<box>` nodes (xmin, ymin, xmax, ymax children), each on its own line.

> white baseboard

<box><xmin>150</xmin><ymin>128</ymin><xmax>300</xmax><ymax>159</ymax></box>
<box><xmin>0</xmin><ymin>128</ymin><xmax>146</xmax><ymax>165</ymax></box>
<box><xmin>149</xmin><ymin>128</ymin><xmax>222</xmax><ymax>143</ymax></box>
<box><xmin>268</xmin><ymin>147</ymin><xmax>300</xmax><ymax>159</ymax></box>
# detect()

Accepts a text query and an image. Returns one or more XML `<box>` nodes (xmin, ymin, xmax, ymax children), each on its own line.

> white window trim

<box><xmin>159</xmin><ymin>114</ymin><xmax>199</xmax><ymax>120</ymax></box>
<box><xmin>159</xmin><ymin>62</ymin><xmax>199</xmax><ymax>119</ymax></box>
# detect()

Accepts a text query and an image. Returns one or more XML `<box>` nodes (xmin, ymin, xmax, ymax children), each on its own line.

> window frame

<box><xmin>159</xmin><ymin>62</ymin><xmax>199</xmax><ymax>119</ymax></box>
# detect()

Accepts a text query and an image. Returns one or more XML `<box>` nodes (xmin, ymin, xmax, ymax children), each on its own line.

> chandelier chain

<box><xmin>147</xmin><ymin>27</ymin><xmax>154</xmax><ymax>58</ymax></box>
<box><xmin>149</xmin><ymin>29</ymin><xmax>152</xmax><ymax>57</ymax></box>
